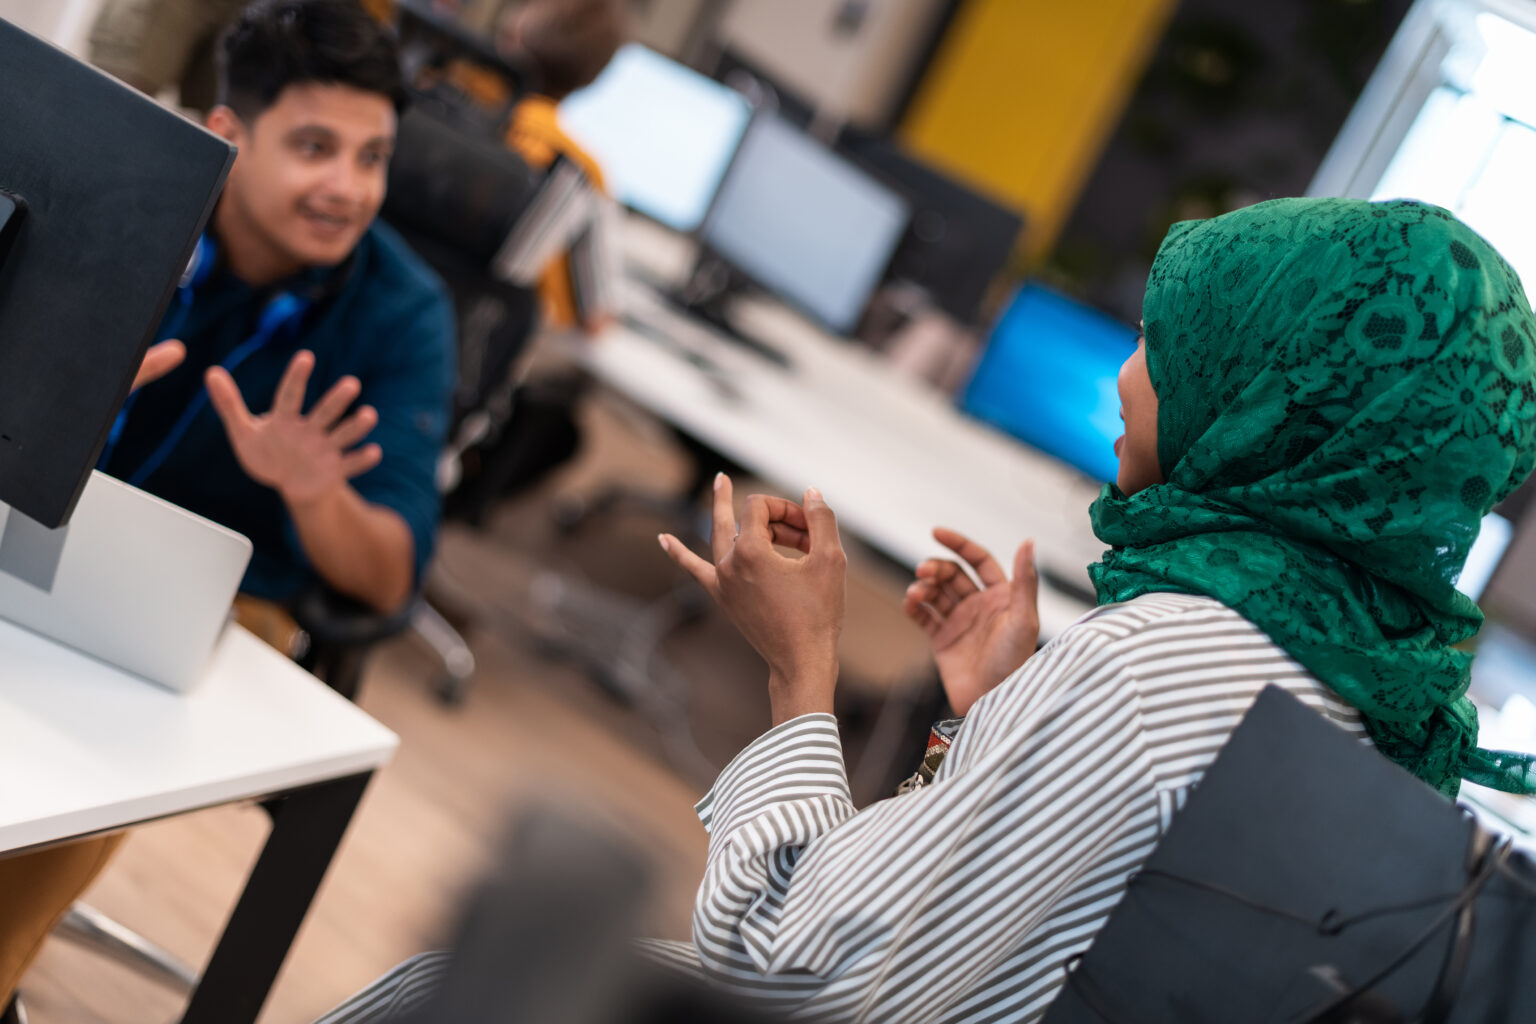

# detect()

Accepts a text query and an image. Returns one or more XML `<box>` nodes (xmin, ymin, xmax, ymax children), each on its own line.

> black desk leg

<box><xmin>180</xmin><ymin>771</ymin><xmax>374</xmax><ymax>1024</ymax></box>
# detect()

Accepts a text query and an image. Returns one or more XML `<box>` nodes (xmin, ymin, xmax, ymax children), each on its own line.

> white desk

<box><xmin>0</xmin><ymin>618</ymin><xmax>398</xmax><ymax>1023</ymax></box>
<box><xmin>567</xmin><ymin>219</ymin><xmax>1104</xmax><ymax>640</ymax></box>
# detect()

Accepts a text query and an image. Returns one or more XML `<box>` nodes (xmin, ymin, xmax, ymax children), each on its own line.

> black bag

<box><xmin>1043</xmin><ymin>685</ymin><xmax>1536</xmax><ymax>1024</ymax></box>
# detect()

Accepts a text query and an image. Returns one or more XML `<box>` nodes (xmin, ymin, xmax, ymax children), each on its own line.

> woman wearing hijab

<box><xmin>643</xmin><ymin>196</ymin><xmax>1536</xmax><ymax>1022</ymax></box>
<box><xmin>313</xmin><ymin>197</ymin><xmax>1536</xmax><ymax>1023</ymax></box>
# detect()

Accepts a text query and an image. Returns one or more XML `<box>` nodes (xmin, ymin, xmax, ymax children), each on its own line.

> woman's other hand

<box><xmin>904</xmin><ymin>528</ymin><xmax>1039</xmax><ymax>715</ymax></box>
<box><xmin>659</xmin><ymin>474</ymin><xmax>847</xmax><ymax>726</ymax></box>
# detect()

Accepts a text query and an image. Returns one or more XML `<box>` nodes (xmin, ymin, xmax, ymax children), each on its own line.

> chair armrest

<box><xmin>289</xmin><ymin>585</ymin><xmax>416</xmax><ymax>650</ymax></box>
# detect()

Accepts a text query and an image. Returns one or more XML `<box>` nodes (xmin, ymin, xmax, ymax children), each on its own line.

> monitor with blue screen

<box><xmin>961</xmin><ymin>284</ymin><xmax>1138</xmax><ymax>484</ymax></box>
<box><xmin>558</xmin><ymin>43</ymin><xmax>752</xmax><ymax>233</ymax></box>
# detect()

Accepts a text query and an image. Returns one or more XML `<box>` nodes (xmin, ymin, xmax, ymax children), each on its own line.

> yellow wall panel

<box><xmin>899</xmin><ymin>0</ymin><xmax>1175</xmax><ymax>263</ymax></box>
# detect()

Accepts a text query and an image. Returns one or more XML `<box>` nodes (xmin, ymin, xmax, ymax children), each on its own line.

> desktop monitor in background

<box><xmin>838</xmin><ymin>129</ymin><xmax>1026</xmax><ymax>328</ymax></box>
<box><xmin>559</xmin><ymin>43</ymin><xmax>752</xmax><ymax>233</ymax></box>
<box><xmin>699</xmin><ymin>114</ymin><xmax>911</xmax><ymax>336</ymax></box>
<box><xmin>0</xmin><ymin>19</ymin><xmax>234</xmax><ymax>528</ymax></box>
<box><xmin>961</xmin><ymin>284</ymin><xmax>1137</xmax><ymax>484</ymax></box>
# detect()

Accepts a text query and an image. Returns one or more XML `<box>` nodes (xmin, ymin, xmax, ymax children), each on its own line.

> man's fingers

<box><xmin>329</xmin><ymin>405</ymin><xmax>378</xmax><ymax>449</ymax></box>
<box><xmin>272</xmin><ymin>350</ymin><xmax>316</xmax><ymax>417</ymax></box>
<box><xmin>338</xmin><ymin>443</ymin><xmax>382</xmax><ymax>479</ymax></box>
<box><xmin>710</xmin><ymin>473</ymin><xmax>736</xmax><ymax>563</ymax></box>
<box><xmin>132</xmin><ymin>339</ymin><xmax>185</xmax><ymax>392</ymax></box>
<box><xmin>802</xmin><ymin>487</ymin><xmax>843</xmax><ymax>561</ymax></box>
<box><xmin>308</xmin><ymin>375</ymin><xmax>362</xmax><ymax>428</ymax></box>
<box><xmin>658</xmin><ymin>533</ymin><xmax>719</xmax><ymax>597</ymax></box>
<box><xmin>204</xmin><ymin>367</ymin><xmax>254</xmax><ymax>436</ymax></box>
<box><xmin>932</xmin><ymin>526</ymin><xmax>1007</xmax><ymax>587</ymax></box>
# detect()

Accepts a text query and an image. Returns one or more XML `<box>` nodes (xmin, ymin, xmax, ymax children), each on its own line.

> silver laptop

<box><xmin>0</xmin><ymin>471</ymin><xmax>252</xmax><ymax>692</ymax></box>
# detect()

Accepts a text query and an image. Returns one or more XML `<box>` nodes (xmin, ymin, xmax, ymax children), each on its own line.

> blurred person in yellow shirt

<box><xmin>496</xmin><ymin>0</ymin><xmax>624</xmax><ymax>331</ymax></box>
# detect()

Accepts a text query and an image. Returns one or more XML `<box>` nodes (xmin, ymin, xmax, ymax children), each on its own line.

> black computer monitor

<box><xmin>559</xmin><ymin>43</ymin><xmax>753</xmax><ymax>234</ymax></box>
<box><xmin>838</xmin><ymin>129</ymin><xmax>1025</xmax><ymax>328</ymax></box>
<box><xmin>960</xmin><ymin>284</ymin><xmax>1138</xmax><ymax>484</ymax></box>
<box><xmin>0</xmin><ymin>20</ymin><xmax>233</xmax><ymax>528</ymax></box>
<box><xmin>698</xmin><ymin>114</ymin><xmax>910</xmax><ymax>336</ymax></box>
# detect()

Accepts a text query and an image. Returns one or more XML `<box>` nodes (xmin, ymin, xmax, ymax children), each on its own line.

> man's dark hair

<box><xmin>217</xmin><ymin>0</ymin><xmax>407</xmax><ymax>121</ymax></box>
<box><xmin>512</xmin><ymin>0</ymin><xmax>624</xmax><ymax>101</ymax></box>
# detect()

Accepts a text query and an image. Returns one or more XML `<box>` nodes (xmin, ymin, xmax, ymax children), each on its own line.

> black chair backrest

<box><xmin>383</xmin><ymin>104</ymin><xmax>544</xmax><ymax>429</ymax></box>
<box><xmin>385</xmin><ymin>105</ymin><xmax>540</xmax><ymax>269</ymax></box>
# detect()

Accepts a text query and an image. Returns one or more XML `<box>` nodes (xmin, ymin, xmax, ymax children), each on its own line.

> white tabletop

<box><xmin>565</xmin><ymin>222</ymin><xmax>1106</xmax><ymax>639</ymax></box>
<box><xmin>0</xmin><ymin>619</ymin><xmax>399</xmax><ymax>853</ymax></box>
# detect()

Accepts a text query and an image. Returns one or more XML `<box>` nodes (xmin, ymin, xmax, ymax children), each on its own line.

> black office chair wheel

<box><xmin>673</xmin><ymin>584</ymin><xmax>713</xmax><ymax>623</ymax></box>
<box><xmin>551</xmin><ymin>487</ymin><xmax>627</xmax><ymax>536</ymax></box>
<box><xmin>435</xmin><ymin>672</ymin><xmax>470</xmax><ymax>706</ymax></box>
<box><xmin>589</xmin><ymin>666</ymin><xmax>635</xmax><ymax>707</ymax></box>
<box><xmin>529</xmin><ymin>634</ymin><xmax>572</xmax><ymax>663</ymax></box>
<box><xmin>551</xmin><ymin>494</ymin><xmax>599</xmax><ymax>535</ymax></box>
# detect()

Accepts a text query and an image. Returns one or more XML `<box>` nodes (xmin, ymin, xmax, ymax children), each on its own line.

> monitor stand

<box><xmin>662</xmin><ymin>256</ymin><xmax>792</xmax><ymax>369</ymax></box>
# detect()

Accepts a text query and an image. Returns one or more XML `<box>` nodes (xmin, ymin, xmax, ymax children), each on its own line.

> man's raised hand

<box><xmin>205</xmin><ymin>349</ymin><xmax>381</xmax><ymax>506</ymax></box>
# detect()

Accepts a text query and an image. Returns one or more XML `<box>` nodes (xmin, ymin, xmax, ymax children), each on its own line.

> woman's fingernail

<box><xmin>806</xmin><ymin>486</ymin><xmax>823</xmax><ymax>501</ymax></box>
<box><xmin>714</xmin><ymin>472</ymin><xmax>726</xmax><ymax>491</ymax></box>
<box><xmin>657</xmin><ymin>534</ymin><xmax>668</xmax><ymax>552</ymax></box>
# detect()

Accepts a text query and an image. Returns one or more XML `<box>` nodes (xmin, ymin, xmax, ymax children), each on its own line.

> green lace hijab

<box><xmin>1089</xmin><ymin>197</ymin><xmax>1536</xmax><ymax>798</ymax></box>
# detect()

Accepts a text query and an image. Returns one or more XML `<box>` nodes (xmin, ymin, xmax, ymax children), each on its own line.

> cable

<box><xmin>1059</xmin><ymin>835</ymin><xmax>1515</xmax><ymax>1024</ymax></box>
<box><xmin>1285</xmin><ymin>837</ymin><xmax>1512</xmax><ymax>1024</ymax></box>
<box><xmin>1133</xmin><ymin>869</ymin><xmax>1467</xmax><ymax>936</ymax></box>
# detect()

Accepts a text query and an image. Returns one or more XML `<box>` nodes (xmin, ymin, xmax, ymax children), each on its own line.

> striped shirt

<box><xmin>642</xmin><ymin>593</ymin><xmax>1366</xmax><ymax>1022</ymax></box>
<box><xmin>313</xmin><ymin>593</ymin><xmax>1367</xmax><ymax>1024</ymax></box>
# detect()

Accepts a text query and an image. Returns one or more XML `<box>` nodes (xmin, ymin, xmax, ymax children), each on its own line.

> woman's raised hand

<box><xmin>659</xmin><ymin>474</ymin><xmax>847</xmax><ymax>725</ymax></box>
<box><xmin>903</xmin><ymin>528</ymin><xmax>1039</xmax><ymax>715</ymax></box>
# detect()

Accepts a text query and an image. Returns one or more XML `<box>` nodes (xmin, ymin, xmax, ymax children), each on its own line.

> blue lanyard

<box><xmin>104</xmin><ymin>235</ymin><xmax>312</xmax><ymax>486</ymax></box>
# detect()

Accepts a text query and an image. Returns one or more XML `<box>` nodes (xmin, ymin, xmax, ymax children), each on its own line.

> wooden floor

<box><xmin>17</xmin><ymin>387</ymin><xmax>935</xmax><ymax>1023</ymax></box>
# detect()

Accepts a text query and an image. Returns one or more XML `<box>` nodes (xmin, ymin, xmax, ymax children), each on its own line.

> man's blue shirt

<box><xmin>101</xmin><ymin>221</ymin><xmax>457</xmax><ymax>602</ymax></box>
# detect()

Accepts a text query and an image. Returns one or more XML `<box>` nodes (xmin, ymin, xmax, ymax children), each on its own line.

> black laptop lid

<box><xmin>0</xmin><ymin>19</ymin><xmax>233</xmax><ymax>527</ymax></box>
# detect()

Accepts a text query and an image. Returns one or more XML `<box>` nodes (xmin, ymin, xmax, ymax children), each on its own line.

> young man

<box><xmin>100</xmin><ymin>0</ymin><xmax>457</xmax><ymax>617</ymax></box>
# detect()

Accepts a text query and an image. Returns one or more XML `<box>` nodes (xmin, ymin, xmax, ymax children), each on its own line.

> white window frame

<box><xmin>1309</xmin><ymin>0</ymin><xmax>1536</xmax><ymax>198</ymax></box>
